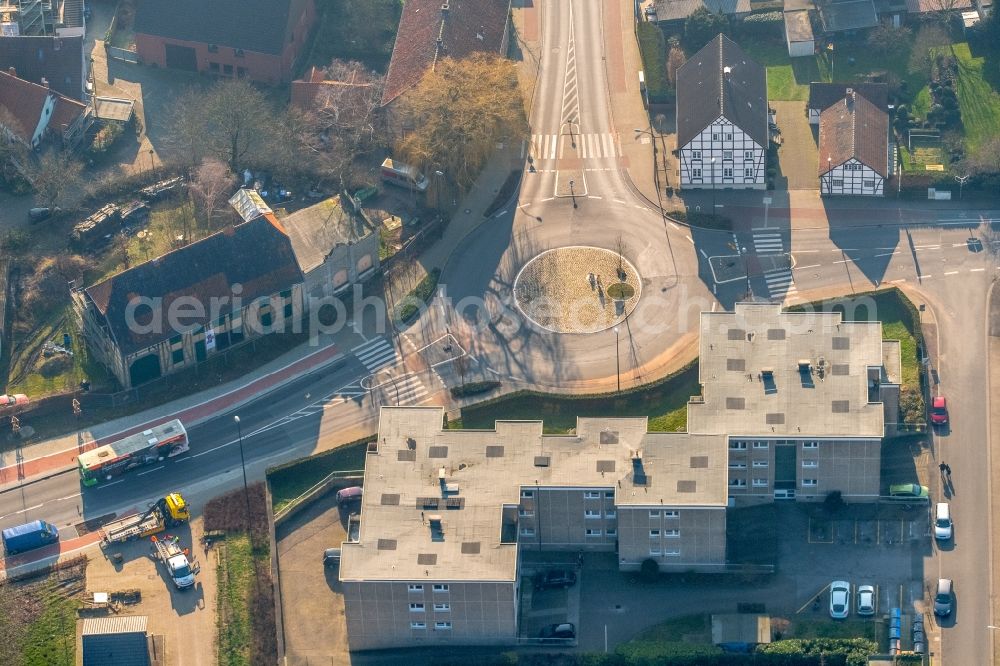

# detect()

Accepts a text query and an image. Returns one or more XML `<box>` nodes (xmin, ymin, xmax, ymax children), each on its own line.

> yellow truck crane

<box><xmin>99</xmin><ymin>493</ymin><xmax>190</xmax><ymax>544</ymax></box>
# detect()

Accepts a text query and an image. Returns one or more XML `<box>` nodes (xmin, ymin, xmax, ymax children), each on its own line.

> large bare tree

<box><xmin>296</xmin><ymin>60</ymin><xmax>385</xmax><ymax>190</ymax></box>
<box><xmin>166</xmin><ymin>79</ymin><xmax>281</xmax><ymax>172</ymax></box>
<box><xmin>394</xmin><ymin>54</ymin><xmax>529</xmax><ymax>191</ymax></box>
<box><xmin>188</xmin><ymin>157</ymin><xmax>236</xmax><ymax>231</ymax></box>
<box><xmin>27</xmin><ymin>150</ymin><xmax>83</xmax><ymax>209</ymax></box>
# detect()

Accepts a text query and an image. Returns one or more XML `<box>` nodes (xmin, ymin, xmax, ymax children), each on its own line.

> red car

<box><xmin>930</xmin><ymin>396</ymin><xmax>948</xmax><ymax>425</ymax></box>
<box><xmin>0</xmin><ymin>394</ymin><xmax>28</xmax><ymax>408</ymax></box>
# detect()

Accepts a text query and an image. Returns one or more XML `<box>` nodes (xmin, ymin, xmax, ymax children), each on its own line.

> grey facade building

<box><xmin>341</xmin><ymin>408</ymin><xmax>728</xmax><ymax>650</ymax></box>
<box><xmin>689</xmin><ymin>302</ymin><xmax>900</xmax><ymax>502</ymax></box>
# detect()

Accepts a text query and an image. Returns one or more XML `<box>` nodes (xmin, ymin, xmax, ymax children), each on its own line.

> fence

<box><xmin>104</xmin><ymin>43</ymin><xmax>139</xmax><ymax>64</ymax></box>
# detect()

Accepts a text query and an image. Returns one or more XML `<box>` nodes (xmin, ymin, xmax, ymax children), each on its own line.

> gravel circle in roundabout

<box><xmin>512</xmin><ymin>246</ymin><xmax>642</xmax><ymax>334</ymax></box>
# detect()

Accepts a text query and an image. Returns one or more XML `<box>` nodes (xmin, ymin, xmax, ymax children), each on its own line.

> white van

<box><xmin>380</xmin><ymin>158</ymin><xmax>429</xmax><ymax>192</ymax></box>
<box><xmin>934</xmin><ymin>503</ymin><xmax>952</xmax><ymax>541</ymax></box>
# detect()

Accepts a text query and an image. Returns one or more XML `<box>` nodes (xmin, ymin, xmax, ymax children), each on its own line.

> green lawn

<box><xmin>457</xmin><ymin>362</ymin><xmax>699</xmax><ymax>434</ymax></box>
<box><xmin>617</xmin><ymin>614</ymin><xmax>722</xmax><ymax>662</ymax></box>
<box><xmin>217</xmin><ymin>533</ymin><xmax>257</xmax><ymax>666</ymax></box>
<box><xmin>950</xmin><ymin>42</ymin><xmax>1000</xmax><ymax>152</ymax></box>
<box><xmin>268</xmin><ymin>441</ymin><xmax>369</xmax><ymax>512</ymax></box>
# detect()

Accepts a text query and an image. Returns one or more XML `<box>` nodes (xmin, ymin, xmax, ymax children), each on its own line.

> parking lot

<box><xmin>274</xmin><ymin>489</ymin><xmax>352</xmax><ymax>666</ymax></box>
<box><xmin>85</xmin><ymin>517</ymin><xmax>216</xmax><ymax>666</ymax></box>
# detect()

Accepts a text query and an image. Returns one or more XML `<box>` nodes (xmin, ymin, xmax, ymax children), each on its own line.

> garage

<box><xmin>128</xmin><ymin>353</ymin><xmax>162</xmax><ymax>387</ymax></box>
<box><xmin>164</xmin><ymin>43</ymin><xmax>197</xmax><ymax>72</ymax></box>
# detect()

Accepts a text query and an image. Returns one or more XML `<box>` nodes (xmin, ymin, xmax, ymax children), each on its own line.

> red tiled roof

<box><xmin>0</xmin><ymin>69</ymin><xmax>84</xmax><ymax>145</ymax></box>
<box><xmin>381</xmin><ymin>0</ymin><xmax>510</xmax><ymax>106</ymax></box>
<box><xmin>905</xmin><ymin>0</ymin><xmax>971</xmax><ymax>11</ymax></box>
<box><xmin>291</xmin><ymin>65</ymin><xmax>377</xmax><ymax>110</ymax></box>
<box><xmin>818</xmin><ymin>91</ymin><xmax>888</xmax><ymax>176</ymax></box>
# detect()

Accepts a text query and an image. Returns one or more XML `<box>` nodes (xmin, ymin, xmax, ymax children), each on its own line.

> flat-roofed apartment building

<box><xmin>688</xmin><ymin>302</ymin><xmax>901</xmax><ymax>502</ymax></box>
<box><xmin>340</xmin><ymin>407</ymin><xmax>728</xmax><ymax>650</ymax></box>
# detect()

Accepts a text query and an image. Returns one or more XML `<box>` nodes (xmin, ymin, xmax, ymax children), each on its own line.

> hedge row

<box><xmin>396</xmin><ymin>268</ymin><xmax>441</xmax><ymax>323</ymax></box>
<box><xmin>450</xmin><ymin>380</ymin><xmax>501</xmax><ymax>398</ymax></box>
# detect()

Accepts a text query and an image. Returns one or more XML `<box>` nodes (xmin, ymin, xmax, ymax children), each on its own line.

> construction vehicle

<box><xmin>151</xmin><ymin>535</ymin><xmax>196</xmax><ymax>589</ymax></box>
<box><xmin>99</xmin><ymin>493</ymin><xmax>190</xmax><ymax>544</ymax></box>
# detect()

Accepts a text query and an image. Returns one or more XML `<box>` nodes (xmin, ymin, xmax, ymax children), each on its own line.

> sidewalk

<box><xmin>0</xmin><ymin>341</ymin><xmax>344</xmax><ymax>488</ymax></box>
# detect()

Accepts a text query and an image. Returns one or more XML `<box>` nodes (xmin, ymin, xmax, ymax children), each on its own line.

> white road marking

<box><xmin>970</xmin><ymin>268</ymin><xmax>986</xmax><ymax>272</ymax></box>
<box><xmin>874</xmin><ymin>251</ymin><xmax>900</xmax><ymax>257</ymax></box>
<box><xmin>700</xmin><ymin>249</ymin><xmax>708</xmax><ymax>258</ymax></box>
<box><xmin>56</xmin><ymin>493</ymin><xmax>82</xmax><ymax>502</ymax></box>
<box><xmin>0</xmin><ymin>504</ymin><xmax>43</xmax><ymax>520</ymax></box>
<box><xmin>587</xmin><ymin>195</ymin><xmax>602</xmax><ymax>200</ymax></box>
<box><xmin>919</xmin><ymin>275</ymin><xmax>933</xmax><ymax>279</ymax></box>
<box><xmin>136</xmin><ymin>466</ymin><xmax>165</xmax><ymax>476</ymax></box>
<box><xmin>96</xmin><ymin>480</ymin><xmax>124</xmax><ymax>488</ymax></box>
<box><xmin>795</xmin><ymin>264</ymin><xmax>821</xmax><ymax>270</ymax></box>
<box><xmin>833</xmin><ymin>259</ymin><xmax>851</xmax><ymax>264</ymax></box>
<box><xmin>945</xmin><ymin>271</ymin><xmax>959</xmax><ymax>275</ymax></box>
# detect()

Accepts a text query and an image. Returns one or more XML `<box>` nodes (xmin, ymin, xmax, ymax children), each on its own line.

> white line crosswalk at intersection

<box><xmin>764</xmin><ymin>269</ymin><xmax>797</xmax><ymax>297</ymax></box>
<box><xmin>351</xmin><ymin>337</ymin><xmax>398</xmax><ymax>373</ymax></box>
<box><xmin>529</xmin><ymin>133</ymin><xmax>619</xmax><ymax>160</ymax></box>
<box><xmin>753</xmin><ymin>232</ymin><xmax>784</xmax><ymax>255</ymax></box>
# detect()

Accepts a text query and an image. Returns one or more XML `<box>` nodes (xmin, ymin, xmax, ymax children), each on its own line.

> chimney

<box><xmin>7</xmin><ymin>66</ymin><xmax>15</xmax><ymax>77</ymax></box>
<box><xmin>40</xmin><ymin>76</ymin><xmax>49</xmax><ymax>88</ymax></box>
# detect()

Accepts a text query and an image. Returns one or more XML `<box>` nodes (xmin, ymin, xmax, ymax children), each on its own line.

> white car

<box><xmin>934</xmin><ymin>503</ymin><xmax>953</xmax><ymax>541</ymax></box>
<box><xmin>857</xmin><ymin>584</ymin><xmax>876</xmax><ymax>616</ymax></box>
<box><xmin>830</xmin><ymin>580</ymin><xmax>851</xmax><ymax>619</ymax></box>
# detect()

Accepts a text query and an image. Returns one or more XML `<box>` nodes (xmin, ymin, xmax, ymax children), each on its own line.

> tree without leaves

<box><xmin>27</xmin><ymin>150</ymin><xmax>83</xmax><ymax>209</ymax></box>
<box><xmin>666</xmin><ymin>44</ymin><xmax>687</xmax><ymax>87</ymax></box>
<box><xmin>395</xmin><ymin>54</ymin><xmax>528</xmax><ymax>191</ymax></box>
<box><xmin>296</xmin><ymin>60</ymin><xmax>385</xmax><ymax>191</ymax></box>
<box><xmin>188</xmin><ymin>157</ymin><xmax>235</xmax><ymax>231</ymax></box>
<box><xmin>907</xmin><ymin>24</ymin><xmax>951</xmax><ymax>77</ymax></box>
<box><xmin>0</xmin><ymin>106</ymin><xmax>29</xmax><ymax>180</ymax></box>
<box><xmin>166</xmin><ymin>79</ymin><xmax>281</xmax><ymax>172</ymax></box>
<box><xmin>866</xmin><ymin>23</ymin><xmax>911</xmax><ymax>57</ymax></box>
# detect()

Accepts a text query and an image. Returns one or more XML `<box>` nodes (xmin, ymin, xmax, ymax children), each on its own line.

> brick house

<box><xmin>134</xmin><ymin>0</ymin><xmax>316</xmax><ymax>85</ymax></box>
<box><xmin>0</xmin><ymin>35</ymin><xmax>87</xmax><ymax>101</ymax></box>
<box><xmin>75</xmin><ymin>215</ymin><xmax>305</xmax><ymax>389</ymax></box>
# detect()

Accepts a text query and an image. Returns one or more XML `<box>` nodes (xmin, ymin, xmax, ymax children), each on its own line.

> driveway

<box><xmin>275</xmin><ymin>489</ymin><xmax>351</xmax><ymax>665</ymax></box>
<box><xmin>772</xmin><ymin>101</ymin><xmax>818</xmax><ymax>191</ymax></box>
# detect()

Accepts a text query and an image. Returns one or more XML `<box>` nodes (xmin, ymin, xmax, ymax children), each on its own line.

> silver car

<box><xmin>857</xmin><ymin>584</ymin><xmax>876</xmax><ymax>616</ymax></box>
<box><xmin>829</xmin><ymin>580</ymin><xmax>851</xmax><ymax>619</ymax></box>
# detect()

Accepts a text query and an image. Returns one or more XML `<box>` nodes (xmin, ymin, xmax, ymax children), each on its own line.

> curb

<box><xmin>0</xmin><ymin>349</ymin><xmax>346</xmax><ymax>492</ymax></box>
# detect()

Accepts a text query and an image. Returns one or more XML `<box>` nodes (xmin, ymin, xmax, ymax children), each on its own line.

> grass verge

<box><xmin>951</xmin><ymin>41</ymin><xmax>1000</xmax><ymax>153</ymax></box>
<box><xmin>637</xmin><ymin>22</ymin><xmax>670</xmax><ymax>103</ymax></box>
<box><xmin>457</xmin><ymin>361</ymin><xmax>698</xmax><ymax>433</ymax></box>
<box><xmin>617</xmin><ymin>613</ymin><xmax>722</xmax><ymax>662</ymax></box>
<box><xmin>397</xmin><ymin>267</ymin><xmax>441</xmax><ymax>323</ymax></box>
<box><xmin>267</xmin><ymin>440</ymin><xmax>370</xmax><ymax>513</ymax></box>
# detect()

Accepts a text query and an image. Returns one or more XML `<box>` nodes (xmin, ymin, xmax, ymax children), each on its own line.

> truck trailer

<box><xmin>2</xmin><ymin>520</ymin><xmax>59</xmax><ymax>555</ymax></box>
<box><xmin>99</xmin><ymin>493</ymin><xmax>190</xmax><ymax>544</ymax></box>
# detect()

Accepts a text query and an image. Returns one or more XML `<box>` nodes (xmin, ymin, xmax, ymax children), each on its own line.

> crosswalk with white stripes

<box><xmin>352</xmin><ymin>337</ymin><xmax>399</xmax><ymax>374</ymax></box>
<box><xmin>381</xmin><ymin>374</ymin><xmax>429</xmax><ymax>404</ymax></box>
<box><xmin>753</xmin><ymin>231</ymin><xmax>784</xmax><ymax>255</ymax></box>
<box><xmin>764</xmin><ymin>269</ymin><xmax>797</xmax><ymax>297</ymax></box>
<box><xmin>528</xmin><ymin>133</ymin><xmax>620</xmax><ymax>160</ymax></box>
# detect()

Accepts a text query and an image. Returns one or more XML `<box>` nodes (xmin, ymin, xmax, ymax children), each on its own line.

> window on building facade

<box><xmin>518</xmin><ymin>509</ymin><xmax>534</xmax><ymax>517</ymax></box>
<box><xmin>605</xmin><ymin>491</ymin><xmax>614</xmax><ymax>498</ymax></box>
<box><xmin>411</xmin><ymin>622</ymin><xmax>426</xmax><ymax>629</ymax></box>
<box><xmin>744</xmin><ymin>150</ymin><xmax>754</xmax><ymax>160</ymax></box>
<box><xmin>584</xmin><ymin>510</ymin><xmax>601</xmax><ymax>519</ymax></box>
<box><xmin>520</xmin><ymin>528</ymin><xmax>535</xmax><ymax>537</ymax></box>
<box><xmin>435</xmin><ymin>622</ymin><xmax>452</xmax><ymax>630</ymax></box>
<box><xmin>433</xmin><ymin>603</ymin><xmax>450</xmax><ymax>612</ymax></box>
<box><xmin>408</xmin><ymin>584</ymin><xmax>423</xmax><ymax>592</ymax></box>
<box><xmin>606</xmin><ymin>528</ymin><xmax>617</xmax><ymax>537</ymax></box>
<box><xmin>712</xmin><ymin>133</ymin><xmax>719</xmax><ymax>140</ymax></box>
<box><xmin>586</xmin><ymin>529</ymin><xmax>602</xmax><ymax>536</ymax></box>
<box><xmin>833</xmin><ymin>179</ymin><xmax>843</xmax><ymax>186</ymax></box>
<box><xmin>665</xmin><ymin>529</ymin><xmax>680</xmax><ymax>538</ymax></box>
<box><xmin>752</xmin><ymin>478</ymin><xmax>769</xmax><ymax>487</ymax></box>
<box><xmin>433</xmin><ymin>584</ymin><xmax>449</xmax><ymax>592</ymax></box>
<box><xmin>664</xmin><ymin>510</ymin><xmax>679</xmax><ymax>518</ymax></box>
<box><xmin>753</xmin><ymin>442</ymin><xmax>769</xmax><ymax>449</ymax></box>
<box><xmin>172</xmin><ymin>349</ymin><xmax>184</xmax><ymax>364</ymax></box>
<box><xmin>864</xmin><ymin>180</ymin><xmax>875</xmax><ymax>188</ymax></box>
<box><xmin>802</xmin><ymin>460</ymin><xmax>819</xmax><ymax>468</ymax></box>
<box><xmin>802</xmin><ymin>479</ymin><xmax>818</xmax><ymax>487</ymax></box>
<box><xmin>584</xmin><ymin>491</ymin><xmax>601</xmax><ymax>499</ymax></box>
<box><xmin>605</xmin><ymin>509</ymin><xmax>616</xmax><ymax>519</ymax></box>
<box><xmin>744</xmin><ymin>167</ymin><xmax>754</xmax><ymax>178</ymax></box>
<box><xmin>803</xmin><ymin>442</ymin><xmax>819</xmax><ymax>449</ymax></box>
<box><xmin>223</xmin><ymin>64</ymin><xmax>233</xmax><ymax>75</ymax></box>
<box><xmin>521</xmin><ymin>489</ymin><xmax>534</xmax><ymax>498</ymax></box>
<box><xmin>752</xmin><ymin>460</ymin><xmax>769</xmax><ymax>468</ymax></box>
<box><xmin>723</xmin><ymin>150</ymin><xmax>733</xmax><ymax>159</ymax></box>
<box><xmin>729</xmin><ymin>441</ymin><xmax>747</xmax><ymax>450</ymax></box>
<box><xmin>723</xmin><ymin>167</ymin><xmax>733</xmax><ymax>178</ymax></box>
<box><xmin>665</xmin><ymin>548</ymin><xmax>681</xmax><ymax>556</ymax></box>
<box><xmin>692</xmin><ymin>150</ymin><xmax>701</xmax><ymax>159</ymax></box>
<box><xmin>725</xmin><ymin>133</ymin><xmax>733</xmax><ymax>140</ymax></box>
<box><xmin>729</xmin><ymin>478</ymin><xmax>747</xmax><ymax>488</ymax></box>
<box><xmin>692</xmin><ymin>168</ymin><xmax>702</xmax><ymax>178</ymax></box>
<box><xmin>729</xmin><ymin>462</ymin><xmax>747</xmax><ymax>469</ymax></box>
<box><xmin>648</xmin><ymin>510</ymin><xmax>660</xmax><ymax>518</ymax></box>
<box><xmin>409</xmin><ymin>603</ymin><xmax>425</xmax><ymax>612</ymax></box>
<box><xmin>649</xmin><ymin>529</ymin><xmax>660</xmax><ymax>537</ymax></box>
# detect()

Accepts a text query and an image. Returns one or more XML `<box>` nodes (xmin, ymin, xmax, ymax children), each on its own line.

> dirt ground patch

<box><xmin>86</xmin><ymin>517</ymin><xmax>216</xmax><ymax>666</ymax></box>
<box><xmin>772</xmin><ymin>101</ymin><xmax>818</xmax><ymax>191</ymax></box>
<box><xmin>276</xmin><ymin>490</ymin><xmax>349</xmax><ymax>664</ymax></box>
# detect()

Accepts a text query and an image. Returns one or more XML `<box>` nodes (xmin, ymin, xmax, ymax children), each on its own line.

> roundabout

<box><xmin>512</xmin><ymin>246</ymin><xmax>642</xmax><ymax>334</ymax></box>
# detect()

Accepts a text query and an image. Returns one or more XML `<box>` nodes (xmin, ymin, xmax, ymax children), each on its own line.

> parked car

<box><xmin>336</xmin><ymin>486</ymin><xmax>363</xmax><ymax>505</ymax></box>
<box><xmin>889</xmin><ymin>483</ymin><xmax>929</xmax><ymax>500</ymax></box>
<box><xmin>538</xmin><ymin>623</ymin><xmax>575</xmax><ymax>639</ymax></box>
<box><xmin>829</xmin><ymin>580</ymin><xmax>851</xmax><ymax>619</ymax></box>
<box><xmin>934</xmin><ymin>503</ymin><xmax>953</xmax><ymax>541</ymax></box>
<box><xmin>930</xmin><ymin>396</ymin><xmax>949</xmax><ymax>425</ymax></box>
<box><xmin>0</xmin><ymin>394</ymin><xmax>29</xmax><ymax>408</ymax></box>
<box><xmin>933</xmin><ymin>578</ymin><xmax>953</xmax><ymax>617</ymax></box>
<box><xmin>28</xmin><ymin>207</ymin><xmax>58</xmax><ymax>223</ymax></box>
<box><xmin>533</xmin><ymin>569</ymin><xmax>577</xmax><ymax>590</ymax></box>
<box><xmin>857</xmin><ymin>584</ymin><xmax>876</xmax><ymax>616</ymax></box>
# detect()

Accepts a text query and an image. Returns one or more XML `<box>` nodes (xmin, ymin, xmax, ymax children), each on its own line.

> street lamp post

<box><xmin>569</xmin><ymin>179</ymin><xmax>577</xmax><ymax>209</ymax></box>
<box><xmin>89</xmin><ymin>57</ymin><xmax>97</xmax><ymax>97</ymax></box>
<box><xmin>711</xmin><ymin>157</ymin><xmax>717</xmax><ymax>221</ymax></box>
<box><xmin>955</xmin><ymin>174</ymin><xmax>969</xmax><ymax>200</ymax></box>
<box><xmin>826</xmin><ymin>157</ymin><xmax>832</xmax><ymax>196</ymax></box>
<box><xmin>233</xmin><ymin>415</ymin><xmax>253</xmax><ymax>536</ymax></box>
<box><xmin>613</xmin><ymin>326</ymin><xmax>621</xmax><ymax>394</ymax></box>
<box><xmin>149</xmin><ymin>149</ymin><xmax>155</xmax><ymax>174</ymax></box>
